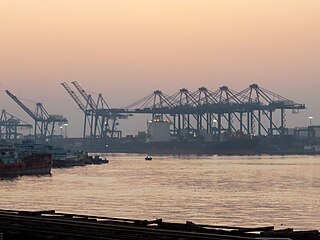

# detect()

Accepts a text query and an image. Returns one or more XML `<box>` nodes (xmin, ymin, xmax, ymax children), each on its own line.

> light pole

<box><xmin>64</xmin><ymin>123</ymin><xmax>68</xmax><ymax>138</ymax></box>
<box><xmin>213</xmin><ymin>119</ymin><xmax>217</xmax><ymax>134</ymax></box>
<box><xmin>60</xmin><ymin>126</ymin><xmax>63</xmax><ymax>136</ymax></box>
<box><xmin>308</xmin><ymin>116</ymin><xmax>313</xmax><ymax>126</ymax></box>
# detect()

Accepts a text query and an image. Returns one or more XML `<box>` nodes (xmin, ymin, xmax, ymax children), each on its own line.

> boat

<box><xmin>145</xmin><ymin>155</ymin><xmax>152</xmax><ymax>161</ymax></box>
<box><xmin>0</xmin><ymin>143</ymin><xmax>52</xmax><ymax>177</ymax></box>
<box><xmin>51</xmin><ymin>148</ymin><xmax>87</xmax><ymax>168</ymax></box>
<box><xmin>85</xmin><ymin>155</ymin><xmax>109</xmax><ymax>164</ymax></box>
<box><xmin>16</xmin><ymin>141</ymin><xmax>86</xmax><ymax>168</ymax></box>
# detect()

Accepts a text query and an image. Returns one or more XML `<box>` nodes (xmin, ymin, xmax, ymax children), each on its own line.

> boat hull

<box><xmin>0</xmin><ymin>153</ymin><xmax>52</xmax><ymax>177</ymax></box>
<box><xmin>52</xmin><ymin>157</ymin><xmax>86</xmax><ymax>168</ymax></box>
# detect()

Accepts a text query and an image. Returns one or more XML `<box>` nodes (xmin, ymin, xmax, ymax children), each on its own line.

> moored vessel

<box><xmin>0</xmin><ymin>143</ymin><xmax>52</xmax><ymax>177</ymax></box>
<box><xmin>51</xmin><ymin>148</ymin><xmax>87</xmax><ymax>168</ymax></box>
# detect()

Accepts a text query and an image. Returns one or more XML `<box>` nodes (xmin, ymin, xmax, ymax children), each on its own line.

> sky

<box><xmin>0</xmin><ymin>0</ymin><xmax>319</xmax><ymax>137</ymax></box>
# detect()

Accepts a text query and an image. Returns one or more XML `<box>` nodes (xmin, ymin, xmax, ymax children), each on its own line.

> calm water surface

<box><xmin>1</xmin><ymin>154</ymin><xmax>319</xmax><ymax>230</ymax></box>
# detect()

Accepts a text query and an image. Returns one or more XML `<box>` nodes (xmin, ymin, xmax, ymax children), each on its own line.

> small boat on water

<box><xmin>86</xmin><ymin>155</ymin><xmax>109</xmax><ymax>164</ymax></box>
<box><xmin>145</xmin><ymin>156</ymin><xmax>152</xmax><ymax>161</ymax></box>
<box><xmin>0</xmin><ymin>143</ymin><xmax>52</xmax><ymax>177</ymax></box>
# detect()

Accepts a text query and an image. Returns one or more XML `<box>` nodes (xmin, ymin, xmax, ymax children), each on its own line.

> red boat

<box><xmin>0</xmin><ymin>144</ymin><xmax>52</xmax><ymax>177</ymax></box>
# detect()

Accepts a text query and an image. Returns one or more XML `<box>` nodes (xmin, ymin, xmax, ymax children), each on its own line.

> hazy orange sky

<box><xmin>0</xmin><ymin>1</ymin><xmax>319</xmax><ymax>136</ymax></box>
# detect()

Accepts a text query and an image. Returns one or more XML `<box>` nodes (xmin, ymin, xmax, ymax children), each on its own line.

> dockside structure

<box><xmin>62</xmin><ymin>83</ymin><xmax>305</xmax><ymax>141</ymax></box>
<box><xmin>0</xmin><ymin>209</ymin><xmax>318</xmax><ymax>240</ymax></box>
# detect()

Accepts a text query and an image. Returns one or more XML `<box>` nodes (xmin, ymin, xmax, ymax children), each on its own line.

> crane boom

<box><xmin>5</xmin><ymin>90</ymin><xmax>38</xmax><ymax>120</ymax></box>
<box><xmin>61</xmin><ymin>82</ymin><xmax>86</xmax><ymax>112</ymax></box>
<box><xmin>71</xmin><ymin>81</ymin><xmax>98</xmax><ymax>110</ymax></box>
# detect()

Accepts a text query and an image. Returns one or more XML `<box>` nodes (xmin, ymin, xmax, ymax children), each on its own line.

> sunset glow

<box><xmin>0</xmin><ymin>1</ymin><xmax>319</xmax><ymax>136</ymax></box>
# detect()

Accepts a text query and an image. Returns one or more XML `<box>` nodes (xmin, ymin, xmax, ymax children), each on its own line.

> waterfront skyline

<box><xmin>0</xmin><ymin>1</ymin><xmax>319</xmax><ymax>137</ymax></box>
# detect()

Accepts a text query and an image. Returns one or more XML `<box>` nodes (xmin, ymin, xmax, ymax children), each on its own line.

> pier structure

<box><xmin>0</xmin><ymin>209</ymin><xmax>318</xmax><ymax>240</ymax></box>
<box><xmin>61</xmin><ymin>82</ymin><xmax>305</xmax><ymax>141</ymax></box>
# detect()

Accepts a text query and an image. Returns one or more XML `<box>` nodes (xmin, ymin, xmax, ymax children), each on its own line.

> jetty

<box><xmin>0</xmin><ymin>209</ymin><xmax>318</xmax><ymax>240</ymax></box>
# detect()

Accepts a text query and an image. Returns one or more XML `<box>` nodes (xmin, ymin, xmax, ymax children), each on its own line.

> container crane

<box><xmin>68</xmin><ymin>81</ymin><xmax>128</xmax><ymax>139</ymax></box>
<box><xmin>0</xmin><ymin>109</ymin><xmax>32</xmax><ymax>140</ymax></box>
<box><xmin>5</xmin><ymin>90</ymin><xmax>68</xmax><ymax>141</ymax></box>
<box><xmin>71</xmin><ymin>81</ymin><xmax>102</xmax><ymax>138</ymax></box>
<box><xmin>61</xmin><ymin>82</ymin><xmax>93</xmax><ymax>138</ymax></box>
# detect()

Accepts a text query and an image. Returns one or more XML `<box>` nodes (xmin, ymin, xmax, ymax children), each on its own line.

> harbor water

<box><xmin>1</xmin><ymin>154</ymin><xmax>319</xmax><ymax>230</ymax></box>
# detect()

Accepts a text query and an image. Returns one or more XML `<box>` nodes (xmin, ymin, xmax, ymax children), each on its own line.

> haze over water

<box><xmin>1</xmin><ymin>154</ymin><xmax>319</xmax><ymax>230</ymax></box>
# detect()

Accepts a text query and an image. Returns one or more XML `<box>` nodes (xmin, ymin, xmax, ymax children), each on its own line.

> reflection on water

<box><xmin>0</xmin><ymin>154</ymin><xmax>319</xmax><ymax>230</ymax></box>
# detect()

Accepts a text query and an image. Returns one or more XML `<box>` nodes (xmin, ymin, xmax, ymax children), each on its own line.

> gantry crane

<box><xmin>71</xmin><ymin>81</ymin><xmax>103</xmax><ymax>138</ymax></box>
<box><xmin>71</xmin><ymin>81</ymin><xmax>127</xmax><ymax>138</ymax></box>
<box><xmin>124</xmin><ymin>84</ymin><xmax>306</xmax><ymax>139</ymax></box>
<box><xmin>5</xmin><ymin>90</ymin><xmax>68</xmax><ymax>141</ymax></box>
<box><xmin>61</xmin><ymin>82</ymin><xmax>91</xmax><ymax>138</ymax></box>
<box><xmin>0</xmin><ymin>109</ymin><xmax>32</xmax><ymax>140</ymax></box>
<box><xmin>62</xmin><ymin>81</ymin><xmax>129</xmax><ymax>139</ymax></box>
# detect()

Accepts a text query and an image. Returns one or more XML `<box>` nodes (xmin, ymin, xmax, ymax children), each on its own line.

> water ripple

<box><xmin>0</xmin><ymin>154</ymin><xmax>319</xmax><ymax>230</ymax></box>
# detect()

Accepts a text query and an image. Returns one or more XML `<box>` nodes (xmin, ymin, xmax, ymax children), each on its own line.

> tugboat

<box><xmin>0</xmin><ymin>143</ymin><xmax>52</xmax><ymax>177</ymax></box>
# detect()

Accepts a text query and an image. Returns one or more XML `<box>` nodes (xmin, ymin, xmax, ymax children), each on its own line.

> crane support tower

<box><xmin>62</xmin><ymin>82</ymin><xmax>305</xmax><ymax>143</ymax></box>
<box><xmin>61</xmin><ymin>82</ymin><xmax>131</xmax><ymax>139</ymax></box>
<box><xmin>124</xmin><ymin>83</ymin><xmax>305</xmax><ymax>139</ymax></box>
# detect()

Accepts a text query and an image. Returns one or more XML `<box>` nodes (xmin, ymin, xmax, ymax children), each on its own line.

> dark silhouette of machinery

<box><xmin>61</xmin><ymin>82</ymin><xmax>305</xmax><ymax>142</ymax></box>
<box><xmin>123</xmin><ymin>83</ymin><xmax>305</xmax><ymax>138</ymax></box>
<box><xmin>61</xmin><ymin>81</ymin><xmax>130</xmax><ymax>139</ymax></box>
<box><xmin>0</xmin><ymin>109</ymin><xmax>32</xmax><ymax>140</ymax></box>
<box><xmin>5</xmin><ymin>90</ymin><xmax>68</xmax><ymax>141</ymax></box>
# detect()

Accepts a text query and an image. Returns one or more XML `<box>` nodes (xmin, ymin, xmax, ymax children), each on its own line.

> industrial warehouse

<box><xmin>1</xmin><ymin>82</ymin><xmax>319</xmax><ymax>155</ymax></box>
